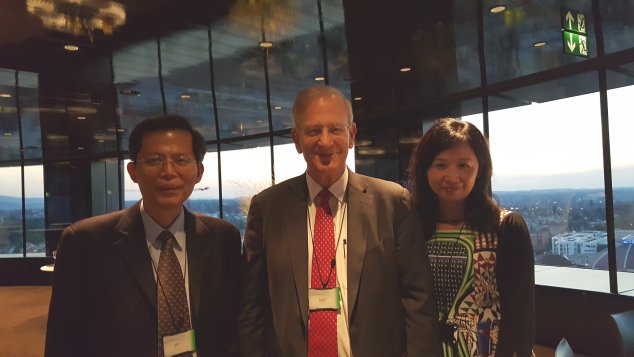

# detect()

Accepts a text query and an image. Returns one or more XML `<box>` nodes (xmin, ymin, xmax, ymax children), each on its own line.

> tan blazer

<box><xmin>45</xmin><ymin>202</ymin><xmax>242</xmax><ymax>357</ymax></box>
<box><xmin>239</xmin><ymin>172</ymin><xmax>439</xmax><ymax>357</ymax></box>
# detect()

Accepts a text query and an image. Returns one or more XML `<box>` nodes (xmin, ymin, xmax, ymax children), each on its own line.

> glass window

<box><xmin>606</xmin><ymin>62</ymin><xmax>634</xmax><ymax>294</ymax></box>
<box><xmin>44</xmin><ymin>161</ymin><xmax>73</xmax><ymax>255</ymax></box>
<box><xmin>161</xmin><ymin>27</ymin><xmax>217</xmax><ymax>142</ymax></box>
<box><xmin>0</xmin><ymin>165</ymin><xmax>23</xmax><ymax>257</ymax></box>
<box><xmin>18</xmin><ymin>71</ymin><xmax>42</xmax><ymax>160</ymax></box>
<box><xmin>114</xmin><ymin>40</ymin><xmax>165</xmax><ymax>150</ymax></box>
<box><xmin>220</xmin><ymin>138</ymin><xmax>272</xmax><ymax>235</ymax></box>
<box><xmin>322</xmin><ymin>0</ymin><xmax>352</xmax><ymax>92</ymax></box>
<box><xmin>451</xmin><ymin>0</ymin><xmax>482</xmax><ymax>92</ymax></box>
<box><xmin>273</xmin><ymin>135</ymin><xmax>308</xmax><ymax>184</ymax></box>
<box><xmin>355</xmin><ymin>98</ymin><xmax>483</xmax><ymax>185</ymax></box>
<box><xmin>483</xmin><ymin>0</ymin><xmax>595</xmax><ymax>84</ymax></box>
<box><xmin>91</xmin><ymin>158</ymin><xmax>121</xmax><ymax>216</ymax></box>
<box><xmin>24</xmin><ymin>164</ymin><xmax>45</xmax><ymax>257</ymax></box>
<box><xmin>601</xmin><ymin>0</ymin><xmax>634</xmax><ymax>54</ymax></box>
<box><xmin>0</xmin><ymin>68</ymin><xmax>20</xmax><ymax>161</ymax></box>
<box><xmin>211</xmin><ymin>17</ymin><xmax>268</xmax><ymax>139</ymax></box>
<box><xmin>187</xmin><ymin>148</ymin><xmax>220</xmax><ymax>218</ymax></box>
<box><xmin>267</xmin><ymin>0</ymin><xmax>323</xmax><ymax>131</ymax></box>
<box><xmin>488</xmin><ymin>72</ymin><xmax>614</xmax><ymax>293</ymax></box>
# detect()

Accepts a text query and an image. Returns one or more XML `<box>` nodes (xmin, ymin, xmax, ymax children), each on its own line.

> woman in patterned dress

<box><xmin>409</xmin><ymin>118</ymin><xmax>535</xmax><ymax>357</ymax></box>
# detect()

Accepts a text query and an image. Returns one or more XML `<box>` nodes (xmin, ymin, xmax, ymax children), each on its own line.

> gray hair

<box><xmin>291</xmin><ymin>85</ymin><xmax>353</xmax><ymax>128</ymax></box>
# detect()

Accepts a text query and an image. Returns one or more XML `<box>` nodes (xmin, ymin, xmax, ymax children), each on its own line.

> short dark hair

<box><xmin>128</xmin><ymin>115</ymin><xmax>206</xmax><ymax>162</ymax></box>
<box><xmin>408</xmin><ymin>117</ymin><xmax>500</xmax><ymax>238</ymax></box>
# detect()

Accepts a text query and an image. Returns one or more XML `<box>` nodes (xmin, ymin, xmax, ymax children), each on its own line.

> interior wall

<box><xmin>535</xmin><ymin>285</ymin><xmax>634</xmax><ymax>356</ymax></box>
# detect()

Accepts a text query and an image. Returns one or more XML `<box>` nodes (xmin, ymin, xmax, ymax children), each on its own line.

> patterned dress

<box><xmin>427</xmin><ymin>226</ymin><xmax>500</xmax><ymax>357</ymax></box>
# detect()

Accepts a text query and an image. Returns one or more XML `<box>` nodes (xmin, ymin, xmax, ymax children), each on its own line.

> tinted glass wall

<box><xmin>0</xmin><ymin>0</ymin><xmax>350</xmax><ymax>261</ymax></box>
<box><xmin>352</xmin><ymin>0</ymin><xmax>634</xmax><ymax>295</ymax></box>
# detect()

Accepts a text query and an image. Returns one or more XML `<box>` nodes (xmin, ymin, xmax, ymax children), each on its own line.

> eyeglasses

<box><xmin>136</xmin><ymin>154</ymin><xmax>197</xmax><ymax>169</ymax></box>
<box><xmin>302</xmin><ymin>124</ymin><xmax>349</xmax><ymax>137</ymax></box>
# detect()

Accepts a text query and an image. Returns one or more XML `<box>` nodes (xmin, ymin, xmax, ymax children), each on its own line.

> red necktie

<box><xmin>308</xmin><ymin>190</ymin><xmax>338</xmax><ymax>357</ymax></box>
<box><xmin>157</xmin><ymin>230</ymin><xmax>193</xmax><ymax>357</ymax></box>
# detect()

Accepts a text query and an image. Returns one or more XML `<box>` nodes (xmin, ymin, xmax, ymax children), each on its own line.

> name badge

<box><xmin>163</xmin><ymin>329</ymin><xmax>196</xmax><ymax>357</ymax></box>
<box><xmin>309</xmin><ymin>287</ymin><xmax>340</xmax><ymax>311</ymax></box>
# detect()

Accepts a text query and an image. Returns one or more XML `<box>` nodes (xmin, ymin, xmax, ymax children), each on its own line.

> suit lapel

<box><xmin>346</xmin><ymin>173</ymin><xmax>370</xmax><ymax>319</ymax></box>
<box><xmin>284</xmin><ymin>176</ymin><xmax>310</xmax><ymax>328</ymax></box>
<box><xmin>114</xmin><ymin>202</ymin><xmax>158</xmax><ymax>310</ymax></box>
<box><xmin>185</xmin><ymin>209</ymin><xmax>209</xmax><ymax>322</ymax></box>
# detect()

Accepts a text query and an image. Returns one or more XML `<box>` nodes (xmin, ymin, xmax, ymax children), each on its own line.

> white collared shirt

<box><xmin>141</xmin><ymin>201</ymin><xmax>197</xmax><ymax>357</ymax></box>
<box><xmin>306</xmin><ymin>169</ymin><xmax>351</xmax><ymax>357</ymax></box>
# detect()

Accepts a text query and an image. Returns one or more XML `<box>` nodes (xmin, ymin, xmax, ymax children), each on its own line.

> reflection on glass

<box><xmin>488</xmin><ymin>75</ymin><xmax>615</xmax><ymax>293</ymax></box>
<box><xmin>322</xmin><ymin>0</ymin><xmax>352</xmax><ymax>94</ymax></box>
<box><xmin>267</xmin><ymin>0</ymin><xmax>323</xmax><ymax>131</ymax></box>
<box><xmin>18</xmin><ymin>71</ymin><xmax>42</xmax><ymax>160</ymax></box>
<box><xmin>211</xmin><ymin>18</ymin><xmax>268</xmax><ymax>139</ymax></box>
<box><xmin>114</xmin><ymin>40</ymin><xmax>164</xmax><ymax>150</ymax></box>
<box><xmin>483</xmin><ymin>0</ymin><xmax>595</xmax><ymax>84</ymax></box>
<box><xmin>0</xmin><ymin>69</ymin><xmax>20</xmax><ymax>161</ymax></box>
<box><xmin>601</xmin><ymin>0</ymin><xmax>634</xmax><ymax>54</ymax></box>
<box><xmin>0</xmin><ymin>166</ymin><xmax>24</xmax><ymax>257</ymax></box>
<box><xmin>607</xmin><ymin>65</ymin><xmax>634</xmax><ymax>295</ymax></box>
<box><xmin>91</xmin><ymin>159</ymin><xmax>120</xmax><ymax>216</ymax></box>
<box><xmin>161</xmin><ymin>27</ymin><xmax>217</xmax><ymax>142</ymax></box>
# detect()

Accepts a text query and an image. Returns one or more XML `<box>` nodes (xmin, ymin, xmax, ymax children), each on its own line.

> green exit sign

<box><xmin>562</xmin><ymin>31</ymin><xmax>589</xmax><ymax>57</ymax></box>
<box><xmin>561</xmin><ymin>7</ymin><xmax>587</xmax><ymax>34</ymax></box>
<box><xmin>561</xmin><ymin>7</ymin><xmax>589</xmax><ymax>58</ymax></box>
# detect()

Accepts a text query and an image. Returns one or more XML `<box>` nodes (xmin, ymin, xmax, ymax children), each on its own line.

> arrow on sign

<box><xmin>567</xmin><ymin>32</ymin><xmax>576</xmax><ymax>52</ymax></box>
<box><xmin>566</xmin><ymin>11</ymin><xmax>574</xmax><ymax>29</ymax></box>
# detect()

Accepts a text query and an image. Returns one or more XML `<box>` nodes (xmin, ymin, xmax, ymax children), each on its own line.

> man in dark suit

<box><xmin>239</xmin><ymin>86</ymin><xmax>439</xmax><ymax>356</ymax></box>
<box><xmin>45</xmin><ymin>115</ymin><xmax>241</xmax><ymax>357</ymax></box>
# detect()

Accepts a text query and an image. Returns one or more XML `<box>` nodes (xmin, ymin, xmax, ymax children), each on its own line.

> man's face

<box><xmin>291</xmin><ymin>96</ymin><xmax>356</xmax><ymax>187</ymax></box>
<box><xmin>127</xmin><ymin>129</ymin><xmax>203</xmax><ymax>215</ymax></box>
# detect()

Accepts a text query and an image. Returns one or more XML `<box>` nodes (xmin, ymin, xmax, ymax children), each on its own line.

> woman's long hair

<box><xmin>408</xmin><ymin>118</ymin><xmax>500</xmax><ymax>239</ymax></box>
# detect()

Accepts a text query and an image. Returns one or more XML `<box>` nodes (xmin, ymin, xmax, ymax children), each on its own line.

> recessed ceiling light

<box><xmin>77</xmin><ymin>116</ymin><xmax>86</xmax><ymax>120</ymax></box>
<box><xmin>357</xmin><ymin>147</ymin><xmax>387</xmax><ymax>156</ymax></box>
<box><xmin>273</xmin><ymin>106</ymin><xmax>282</xmax><ymax>110</ymax></box>
<box><xmin>533</xmin><ymin>41</ymin><xmax>547</xmax><ymax>47</ymax></box>
<box><xmin>120</xmin><ymin>89</ymin><xmax>141</xmax><ymax>96</ymax></box>
<box><xmin>0</xmin><ymin>93</ymin><xmax>12</xmax><ymax>98</ymax></box>
<box><xmin>77</xmin><ymin>146</ymin><xmax>85</xmax><ymax>150</ymax></box>
<box><xmin>489</xmin><ymin>5</ymin><xmax>507</xmax><ymax>14</ymax></box>
<box><xmin>314</xmin><ymin>75</ymin><xmax>325</xmax><ymax>81</ymax></box>
<box><xmin>179</xmin><ymin>94</ymin><xmax>191</xmax><ymax>100</ymax></box>
<box><xmin>259</xmin><ymin>41</ymin><xmax>273</xmax><ymax>48</ymax></box>
<box><xmin>64</xmin><ymin>44</ymin><xmax>79</xmax><ymax>51</ymax></box>
<box><xmin>353</xmin><ymin>97</ymin><xmax>362</xmax><ymax>101</ymax></box>
<box><xmin>3</xmin><ymin>132</ymin><xmax>12</xmax><ymax>136</ymax></box>
<box><xmin>354</xmin><ymin>139</ymin><xmax>372</xmax><ymax>147</ymax></box>
<box><xmin>398</xmin><ymin>137</ymin><xmax>421</xmax><ymax>145</ymax></box>
<box><xmin>400</xmin><ymin>67</ymin><xmax>411</xmax><ymax>72</ymax></box>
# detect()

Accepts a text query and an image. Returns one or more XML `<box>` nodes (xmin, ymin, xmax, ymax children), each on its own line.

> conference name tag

<box><xmin>163</xmin><ymin>329</ymin><xmax>196</xmax><ymax>357</ymax></box>
<box><xmin>309</xmin><ymin>287</ymin><xmax>340</xmax><ymax>310</ymax></box>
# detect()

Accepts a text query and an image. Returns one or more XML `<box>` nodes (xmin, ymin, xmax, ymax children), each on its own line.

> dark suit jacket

<box><xmin>239</xmin><ymin>172</ymin><xmax>439</xmax><ymax>357</ymax></box>
<box><xmin>45</xmin><ymin>202</ymin><xmax>242</xmax><ymax>357</ymax></box>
